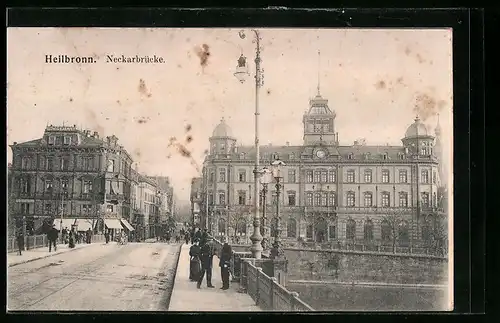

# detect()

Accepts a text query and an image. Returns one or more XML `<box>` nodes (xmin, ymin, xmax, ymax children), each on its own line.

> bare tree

<box><xmin>380</xmin><ymin>208</ymin><xmax>406</xmax><ymax>253</ymax></box>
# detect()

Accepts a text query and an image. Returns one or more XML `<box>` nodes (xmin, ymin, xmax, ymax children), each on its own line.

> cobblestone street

<box><xmin>8</xmin><ymin>242</ymin><xmax>181</xmax><ymax>311</ymax></box>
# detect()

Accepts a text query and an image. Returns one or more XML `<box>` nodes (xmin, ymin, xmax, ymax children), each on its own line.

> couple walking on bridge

<box><xmin>189</xmin><ymin>235</ymin><xmax>233</xmax><ymax>290</ymax></box>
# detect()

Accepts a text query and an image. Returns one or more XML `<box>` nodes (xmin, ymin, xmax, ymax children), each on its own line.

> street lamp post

<box><xmin>270</xmin><ymin>159</ymin><xmax>286</xmax><ymax>259</ymax></box>
<box><xmin>259</xmin><ymin>167</ymin><xmax>272</xmax><ymax>248</ymax></box>
<box><xmin>234</xmin><ymin>29</ymin><xmax>265</xmax><ymax>259</ymax></box>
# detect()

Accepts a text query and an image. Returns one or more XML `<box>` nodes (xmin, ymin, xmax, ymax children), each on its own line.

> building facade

<box><xmin>190</xmin><ymin>177</ymin><xmax>203</xmax><ymax>227</ymax></box>
<box><xmin>8</xmin><ymin>125</ymin><xmax>174</xmax><ymax>237</ymax></box>
<box><xmin>199</xmin><ymin>91</ymin><xmax>447</xmax><ymax>248</ymax></box>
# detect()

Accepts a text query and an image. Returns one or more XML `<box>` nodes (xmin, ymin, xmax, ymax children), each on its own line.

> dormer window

<box><xmin>48</xmin><ymin>136</ymin><xmax>55</xmax><ymax>145</ymax></box>
<box><xmin>364</xmin><ymin>153</ymin><xmax>371</xmax><ymax>160</ymax></box>
<box><xmin>272</xmin><ymin>153</ymin><xmax>279</xmax><ymax>160</ymax></box>
<box><xmin>64</xmin><ymin>136</ymin><xmax>71</xmax><ymax>145</ymax></box>
<box><xmin>239</xmin><ymin>153</ymin><xmax>245</xmax><ymax>160</ymax></box>
<box><xmin>289</xmin><ymin>153</ymin><xmax>295</xmax><ymax>160</ymax></box>
<box><xmin>382</xmin><ymin>153</ymin><xmax>388</xmax><ymax>160</ymax></box>
<box><xmin>398</xmin><ymin>153</ymin><xmax>406</xmax><ymax>160</ymax></box>
<box><xmin>347</xmin><ymin>153</ymin><xmax>353</xmax><ymax>160</ymax></box>
<box><xmin>220</xmin><ymin>143</ymin><xmax>226</xmax><ymax>152</ymax></box>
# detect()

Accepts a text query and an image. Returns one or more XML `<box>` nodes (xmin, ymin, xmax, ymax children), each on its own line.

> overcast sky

<box><xmin>7</xmin><ymin>28</ymin><xmax>453</xmax><ymax>203</ymax></box>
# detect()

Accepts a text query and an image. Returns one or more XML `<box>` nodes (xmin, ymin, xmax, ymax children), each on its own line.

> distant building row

<box><xmin>8</xmin><ymin>125</ymin><xmax>175</xmax><ymax>239</ymax></box>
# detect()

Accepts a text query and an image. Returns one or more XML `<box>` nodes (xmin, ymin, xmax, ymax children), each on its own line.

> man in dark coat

<box><xmin>86</xmin><ymin>228</ymin><xmax>92</xmax><ymax>244</ymax></box>
<box><xmin>16</xmin><ymin>231</ymin><xmax>25</xmax><ymax>255</ymax></box>
<box><xmin>219</xmin><ymin>237</ymin><xmax>232</xmax><ymax>290</ymax></box>
<box><xmin>194</xmin><ymin>228</ymin><xmax>202</xmax><ymax>243</ymax></box>
<box><xmin>47</xmin><ymin>224</ymin><xmax>59</xmax><ymax>252</ymax></box>
<box><xmin>197</xmin><ymin>236</ymin><xmax>215</xmax><ymax>289</ymax></box>
<box><xmin>189</xmin><ymin>239</ymin><xmax>201</xmax><ymax>281</ymax></box>
<box><xmin>105</xmin><ymin>230</ymin><xmax>110</xmax><ymax>244</ymax></box>
<box><xmin>200</xmin><ymin>228</ymin><xmax>209</xmax><ymax>246</ymax></box>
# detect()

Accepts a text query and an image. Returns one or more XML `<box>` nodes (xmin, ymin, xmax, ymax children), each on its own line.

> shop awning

<box><xmin>120</xmin><ymin>219</ymin><xmax>135</xmax><ymax>231</ymax></box>
<box><xmin>53</xmin><ymin>218</ymin><xmax>76</xmax><ymax>230</ymax></box>
<box><xmin>74</xmin><ymin>219</ymin><xmax>96</xmax><ymax>232</ymax></box>
<box><xmin>105</xmin><ymin>219</ymin><xmax>123</xmax><ymax>229</ymax></box>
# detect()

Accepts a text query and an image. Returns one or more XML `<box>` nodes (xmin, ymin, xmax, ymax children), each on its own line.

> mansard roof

<box><xmin>215</xmin><ymin>143</ymin><xmax>410</xmax><ymax>162</ymax></box>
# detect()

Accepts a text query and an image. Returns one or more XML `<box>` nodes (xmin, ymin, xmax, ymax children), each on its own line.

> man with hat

<box><xmin>197</xmin><ymin>234</ymin><xmax>215</xmax><ymax>289</ymax></box>
<box><xmin>47</xmin><ymin>223</ymin><xmax>59</xmax><ymax>252</ymax></box>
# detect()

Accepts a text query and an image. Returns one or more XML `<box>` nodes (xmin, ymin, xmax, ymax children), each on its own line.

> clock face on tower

<box><xmin>316</xmin><ymin>150</ymin><xmax>326</xmax><ymax>158</ymax></box>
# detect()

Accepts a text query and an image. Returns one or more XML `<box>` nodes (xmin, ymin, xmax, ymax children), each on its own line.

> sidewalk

<box><xmin>168</xmin><ymin>244</ymin><xmax>262</xmax><ymax>312</ymax></box>
<box><xmin>8</xmin><ymin>242</ymin><xmax>103</xmax><ymax>267</ymax></box>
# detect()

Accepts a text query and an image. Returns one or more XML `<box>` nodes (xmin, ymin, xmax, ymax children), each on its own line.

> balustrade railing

<box><xmin>8</xmin><ymin>233</ymin><xmax>106</xmax><ymax>253</ymax></box>
<box><xmin>240</xmin><ymin>259</ymin><xmax>314</xmax><ymax>311</ymax></box>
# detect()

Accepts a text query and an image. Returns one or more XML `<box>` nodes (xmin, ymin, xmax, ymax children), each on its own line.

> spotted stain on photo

<box><xmin>138</xmin><ymin>79</ymin><xmax>152</xmax><ymax>98</ymax></box>
<box><xmin>194</xmin><ymin>44</ymin><xmax>210</xmax><ymax>67</ymax></box>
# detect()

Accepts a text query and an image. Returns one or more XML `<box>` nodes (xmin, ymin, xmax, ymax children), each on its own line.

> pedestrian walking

<box><xmin>105</xmin><ymin>230</ymin><xmax>110</xmax><ymax>244</ymax></box>
<box><xmin>68</xmin><ymin>229</ymin><xmax>76</xmax><ymax>248</ymax></box>
<box><xmin>47</xmin><ymin>224</ymin><xmax>59</xmax><ymax>252</ymax></box>
<box><xmin>189</xmin><ymin>239</ymin><xmax>201</xmax><ymax>281</ymax></box>
<box><xmin>86</xmin><ymin>229</ymin><xmax>92</xmax><ymax>244</ymax></box>
<box><xmin>197</xmin><ymin>236</ymin><xmax>215</xmax><ymax>289</ymax></box>
<box><xmin>219</xmin><ymin>237</ymin><xmax>232</xmax><ymax>290</ymax></box>
<box><xmin>16</xmin><ymin>231</ymin><xmax>24</xmax><ymax>255</ymax></box>
<box><xmin>184</xmin><ymin>232</ymin><xmax>190</xmax><ymax>245</ymax></box>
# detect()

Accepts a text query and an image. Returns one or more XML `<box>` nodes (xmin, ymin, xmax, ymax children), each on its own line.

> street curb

<box><xmin>8</xmin><ymin>244</ymin><xmax>100</xmax><ymax>268</ymax></box>
<box><xmin>166</xmin><ymin>243</ymin><xmax>186</xmax><ymax>310</ymax></box>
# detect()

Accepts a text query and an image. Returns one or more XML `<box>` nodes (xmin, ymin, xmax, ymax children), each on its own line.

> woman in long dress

<box><xmin>68</xmin><ymin>230</ymin><xmax>75</xmax><ymax>248</ymax></box>
<box><xmin>189</xmin><ymin>239</ymin><xmax>201</xmax><ymax>281</ymax></box>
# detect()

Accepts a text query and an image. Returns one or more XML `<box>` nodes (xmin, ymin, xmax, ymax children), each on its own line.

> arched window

<box><xmin>287</xmin><ymin>218</ymin><xmax>297</xmax><ymax>238</ymax></box>
<box><xmin>346</xmin><ymin>219</ymin><xmax>356</xmax><ymax>240</ymax></box>
<box><xmin>328</xmin><ymin>192</ymin><xmax>336</xmax><ymax>207</ymax></box>
<box><xmin>346</xmin><ymin>191</ymin><xmax>355</xmax><ymax>207</ymax></box>
<box><xmin>381</xmin><ymin>220</ymin><xmax>391</xmax><ymax>242</ymax></box>
<box><xmin>398</xmin><ymin>221</ymin><xmax>409</xmax><ymax>246</ymax></box>
<box><xmin>364</xmin><ymin>219</ymin><xmax>374</xmax><ymax>241</ymax></box>
<box><xmin>364</xmin><ymin>192</ymin><xmax>373</xmax><ymax>207</ymax></box>
<box><xmin>314</xmin><ymin>193</ymin><xmax>321</xmax><ymax>206</ymax></box>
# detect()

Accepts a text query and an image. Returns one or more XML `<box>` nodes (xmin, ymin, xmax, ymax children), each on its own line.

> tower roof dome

<box><xmin>405</xmin><ymin>116</ymin><xmax>429</xmax><ymax>138</ymax></box>
<box><xmin>211</xmin><ymin>117</ymin><xmax>233</xmax><ymax>138</ymax></box>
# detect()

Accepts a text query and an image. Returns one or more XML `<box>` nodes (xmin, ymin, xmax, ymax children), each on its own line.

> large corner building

<box><xmin>195</xmin><ymin>89</ymin><xmax>447</xmax><ymax>248</ymax></box>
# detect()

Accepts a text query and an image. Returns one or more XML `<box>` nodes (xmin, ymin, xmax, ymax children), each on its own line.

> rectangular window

<box><xmin>60</xmin><ymin>158</ymin><xmax>69</xmax><ymax>171</ymax></box>
<box><xmin>314</xmin><ymin>171</ymin><xmax>321</xmax><ymax>183</ymax></box>
<box><xmin>64</xmin><ymin>136</ymin><xmax>71</xmax><ymax>145</ymax></box>
<box><xmin>21</xmin><ymin>203</ymin><xmax>30</xmax><ymax>214</ymax></box>
<box><xmin>399</xmin><ymin>192</ymin><xmax>408</xmax><ymax>207</ymax></box>
<box><xmin>107</xmin><ymin>160</ymin><xmax>115</xmax><ymax>172</ymax></box>
<box><xmin>46</xmin><ymin>157</ymin><xmax>54</xmax><ymax>171</ymax></box>
<box><xmin>21</xmin><ymin>157</ymin><xmax>31</xmax><ymax>170</ymax></box>
<box><xmin>48</xmin><ymin>136</ymin><xmax>55</xmax><ymax>145</ymax></box>
<box><xmin>218</xmin><ymin>192</ymin><xmax>226</xmax><ymax>205</ymax></box>
<box><xmin>288</xmin><ymin>170</ymin><xmax>296</xmax><ymax>183</ymax></box>
<box><xmin>329</xmin><ymin>226</ymin><xmax>336</xmax><ymax>240</ymax></box>
<box><xmin>433</xmin><ymin>171</ymin><xmax>437</xmax><ymax>184</ymax></box>
<box><xmin>83</xmin><ymin>157</ymin><xmax>93</xmax><ymax>170</ymax></box>
<box><xmin>107</xmin><ymin>205</ymin><xmax>114</xmax><ymax>213</ymax></box>
<box><xmin>219</xmin><ymin>169</ymin><xmax>226</xmax><ymax>182</ymax></box>
<box><xmin>61</xmin><ymin>179</ymin><xmax>69</xmax><ymax>190</ymax></box>
<box><xmin>83</xmin><ymin>180</ymin><xmax>93</xmax><ymax>193</ymax></box>
<box><xmin>328</xmin><ymin>170</ymin><xmax>336</xmax><ymax>183</ymax></box>
<box><xmin>364</xmin><ymin>193</ymin><xmax>373</xmax><ymax>207</ymax></box>
<box><xmin>288</xmin><ymin>193</ymin><xmax>296</xmax><ymax>206</ymax></box>
<box><xmin>306</xmin><ymin>193</ymin><xmax>313</xmax><ymax>206</ymax></box>
<box><xmin>320</xmin><ymin>170</ymin><xmax>328</xmax><ymax>183</ymax></box>
<box><xmin>346</xmin><ymin>192</ymin><xmax>355</xmax><ymax>207</ymax></box>
<box><xmin>238</xmin><ymin>192</ymin><xmax>246</xmax><ymax>205</ymax></box>
<box><xmin>208</xmin><ymin>193</ymin><xmax>214</xmax><ymax>205</ymax></box>
<box><xmin>399</xmin><ymin>170</ymin><xmax>408</xmax><ymax>183</ymax></box>
<box><xmin>44</xmin><ymin>203</ymin><xmax>51</xmax><ymax>213</ymax></box>
<box><xmin>421</xmin><ymin>170</ymin><xmax>429</xmax><ymax>184</ymax></box>
<box><xmin>21</xmin><ymin>179</ymin><xmax>30</xmax><ymax>193</ymax></box>
<box><xmin>314</xmin><ymin>193</ymin><xmax>321</xmax><ymax>206</ymax></box>
<box><xmin>209</xmin><ymin>172</ymin><xmax>215</xmax><ymax>183</ymax></box>
<box><xmin>306</xmin><ymin>225</ymin><xmax>313</xmax><ymax>239</ymax></box>
<box><xmin>421</xmin><ymin>192</ymin><xmax>429</xmax><ymax>207</ymax></box>
<box><xmin>306</xmin><ymin>170</ymin><xmax>313</xmax><ymax>183</ymax></box>
<box><xmin>238</xmin><ymin>171</ymin><xmax>246</xmax><ymax>182</ymax></box>
<box><xmin>364</xmin><ymin>170</ymin><xmax>372</xmax><ymax>183</ymax></box>
<box><xmin>346</xmin><ymin>170</ymin><xmax>355</xmax><ymax>183</ymax></box>
<box><xmin>381</xmin><ymin>193</ymin><xmax>390</xmax><ymax>207</ymax></box>
<box><xmin>382</xmin><ymin>170</ymin><xmax>390</xmax><ymax>183</ymax></box>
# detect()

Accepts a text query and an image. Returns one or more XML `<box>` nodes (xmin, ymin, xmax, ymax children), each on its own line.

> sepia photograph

<box><xmin>7</xmin><ymin>27</ymin><xmax>453</xmax><ymax>312</ymax></box>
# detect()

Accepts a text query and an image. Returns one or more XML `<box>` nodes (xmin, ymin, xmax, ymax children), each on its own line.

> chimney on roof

<box><xmin>93</xmin><ymin>131</ymin><xmax>99</xmax><ymax>138</ymax></box>
<box><xmin>13</xmin><ymin>142</ymin><xmax>17</xmax><ymax>145</ymax></box>
<box><xmin>286</xmin><ymin>141</ymin><xmax>290</xmax><ymax>146</ymax></box>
